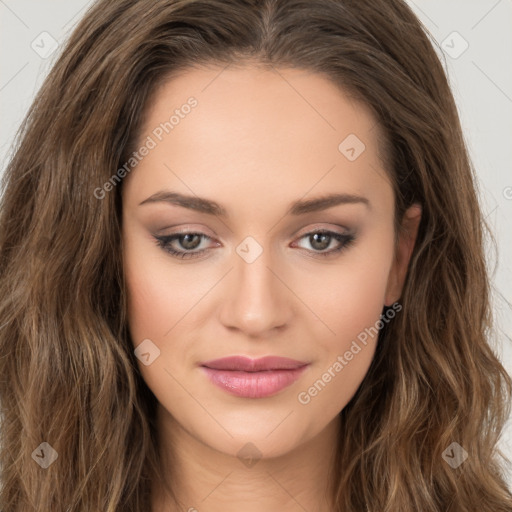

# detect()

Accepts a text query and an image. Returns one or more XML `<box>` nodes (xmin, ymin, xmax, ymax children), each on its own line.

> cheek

<box><xmin>304</xmin><ymin>236</ymin><xmax>394</xmax><ymax>346</ymax></box>
<box><xmin>125</xmin><ymin>262</ymin><xmax>171</xmax><ymax>344</ymax></box>
<box><xmin>292</xmin><ymin>234</ymin><xmax>394</xmax><ymax>415</ymax></box>
<box><xmin>123</xmin><ymin>239</ymin><xmax>181</xmax><ymax>399</ymax></box>
<box><xmin>123</xmin><ymin>241</ymin><xmax>198</xmax><ymax>398</ymax></box>
<box><xmin>123</xmin><ymin>229</ymin><xmax>199</xmax><ymax>344</ymax></box>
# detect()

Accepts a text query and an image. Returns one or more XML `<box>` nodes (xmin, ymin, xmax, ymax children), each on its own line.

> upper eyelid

<box><xmin>157</xmin><ymin>222</ymin><xmax>351</xmax><ymax>238</ymax></box>
<box><xmin>157</xmin><ymin>227</ymin><xmax>351</xmax><ymax>247</ymax></box>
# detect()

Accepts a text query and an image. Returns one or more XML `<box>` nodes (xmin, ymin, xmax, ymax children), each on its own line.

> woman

<box><xmin>1</xmin><ymin>0</ymin><xmax>511</xmax><ymax>510</ymax></box>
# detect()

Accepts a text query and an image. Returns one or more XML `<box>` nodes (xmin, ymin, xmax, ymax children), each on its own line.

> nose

<box><xmin>218</xmin><ymin>243</ymin><xmax>293</xmax><ymax>338</ymax></box>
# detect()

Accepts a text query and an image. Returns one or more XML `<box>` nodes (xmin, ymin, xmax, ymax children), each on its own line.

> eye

<box><xmin>292</xmin><ymin>230</ymin><xmax>355</xmax><ymax>258</ymax></box>
<box><xmin>153</xmin><ymin>229</ymin><xmax>355</xmax><ymax>260</ymax></box>
<box><xmin>154</xmin><ymin>232</ymin><xmax>216</xmax><ymax>259</ymax></box>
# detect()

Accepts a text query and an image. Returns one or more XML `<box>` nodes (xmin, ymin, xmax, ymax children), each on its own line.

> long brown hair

<box><xmin>1</xmin><ymin>0</ymin><xmax>511</xmax><ymax>510</ymax></box>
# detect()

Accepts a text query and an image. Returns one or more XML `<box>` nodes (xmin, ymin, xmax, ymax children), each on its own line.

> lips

<box><xmin>200</xmin><ymin>356</ymin><xmax>309</xmax><ymax>398</ymax></box>
<box><xmin>201</xmin><ymin>355</ymin><xmax>308</xmax><ymax>372</ymax></box>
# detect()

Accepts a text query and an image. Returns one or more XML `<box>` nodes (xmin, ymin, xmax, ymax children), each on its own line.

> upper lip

<box><xmin>201</xmin><ymin>356</ymin><xmax>309</xmax><ymax>372</ymax></box>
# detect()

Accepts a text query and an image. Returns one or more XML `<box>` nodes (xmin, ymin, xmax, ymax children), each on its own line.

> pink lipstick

<box><xmin>200</xmin><ymin>355</ymin><xmax>309</xmax><ymax>398</ymax></box>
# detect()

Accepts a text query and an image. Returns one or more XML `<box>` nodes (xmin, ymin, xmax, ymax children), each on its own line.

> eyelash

<box><xmin>153</xmin><ymin>230</ymin><xmax>356</xmax><ymax>260</ymax></box>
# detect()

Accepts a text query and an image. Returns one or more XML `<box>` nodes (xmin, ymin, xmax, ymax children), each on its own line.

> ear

<box><xmin>384</xmin><ymin>203</ymin><xmax>422</xmax><ymax>306</ymax></box>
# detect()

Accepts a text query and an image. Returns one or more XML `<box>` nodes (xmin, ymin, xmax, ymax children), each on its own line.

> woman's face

<box><xmin>121</xmin><ymin>64</ymin><xmax>419</xmax><ymax>459</ymax></box>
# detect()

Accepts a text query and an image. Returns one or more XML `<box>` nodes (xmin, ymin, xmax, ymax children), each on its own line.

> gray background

<box><xmin>1</xmin><ymin>0</ymin><xmax>511</xmax><ymax>484</ymax></box>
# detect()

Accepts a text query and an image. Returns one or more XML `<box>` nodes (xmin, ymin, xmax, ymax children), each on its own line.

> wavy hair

<box><xmin>1</xmin><ymin>0</ymin><xmax>511</xmax><ymax>510</ymax></box>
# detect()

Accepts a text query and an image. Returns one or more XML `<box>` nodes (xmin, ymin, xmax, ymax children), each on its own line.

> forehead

<box><xmin>123</xmin><ymin>64</ymin><xmax>393</xmax><ymax>214</ymax></box>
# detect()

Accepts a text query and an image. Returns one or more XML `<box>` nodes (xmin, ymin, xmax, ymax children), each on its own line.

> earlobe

<box><xmin>384</xmin><ymin>203</ymin><xmax>422</xmax><ymax>306</ymax></box>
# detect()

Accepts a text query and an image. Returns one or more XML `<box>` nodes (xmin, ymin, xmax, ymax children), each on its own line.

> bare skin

<box><xmin>121</xmin><ymin>63</ymin><xmax>421</xmax><ymax>512</ymax></box>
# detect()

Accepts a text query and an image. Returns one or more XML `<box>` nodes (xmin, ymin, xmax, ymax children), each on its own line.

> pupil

<box><xmin>180</xmin><ymin>234</ymin><xmax>200</xmax><ymax>250</ymax></box>
<box><xmin>311</xmin><ymin>233</ymin><xmax>330</xmax><ymax>251</ymax></box>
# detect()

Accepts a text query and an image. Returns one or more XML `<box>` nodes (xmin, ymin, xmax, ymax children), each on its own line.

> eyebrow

<box><xmin>138</xmin><ymin>191</ymin><xmax>370</xmax><ymax>217</ymax></box>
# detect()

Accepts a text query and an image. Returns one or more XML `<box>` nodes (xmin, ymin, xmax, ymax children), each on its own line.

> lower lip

<box><xmin>200</xmin><ymin>366</ymin><xmax>309</xmax><ymax>398</ymax></box>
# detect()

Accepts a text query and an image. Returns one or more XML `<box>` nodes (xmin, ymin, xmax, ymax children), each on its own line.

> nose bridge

<box><xmin>219</xmin><ymin>236</ymin><xmax>290</xmax><ymax>336</ymax></box>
